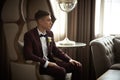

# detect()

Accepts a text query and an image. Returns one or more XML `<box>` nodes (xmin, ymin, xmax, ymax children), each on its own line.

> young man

<box><xmin>23</xmin><ymin>10</ymin><xmax>82</xmax><ymax>80</ymax></box>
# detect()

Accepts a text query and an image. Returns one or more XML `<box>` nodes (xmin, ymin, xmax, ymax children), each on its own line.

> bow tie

<box><xmin>39</xmin><ymin>34</ymin><xmax>47</xmax><ymax>37</ymax></box>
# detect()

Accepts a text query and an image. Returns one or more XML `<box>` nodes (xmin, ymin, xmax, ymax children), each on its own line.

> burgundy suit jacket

<box><xmin>23</xmin><ymin>27</ymin><xmax>71</xmax><ymax>67</ymax></box>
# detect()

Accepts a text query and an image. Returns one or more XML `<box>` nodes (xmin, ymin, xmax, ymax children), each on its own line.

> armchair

<box><xmin>3</xmin><ymin>24</ymin><xmax>43</xmax><ymax>80</ymax></box>
<box><xmin>2</xmin><ymin>0</ymin><xmax>71</xmax><ymax>80</ymax></box>
<box><xmin>90</xmin><ymin>36</ymin><xmax>120</xmax><ymax>80</ymax></box>
<box><xmin>18</xmin><ymin>41</ymin><xmax>71</xmax><ymax>80</ymax></box>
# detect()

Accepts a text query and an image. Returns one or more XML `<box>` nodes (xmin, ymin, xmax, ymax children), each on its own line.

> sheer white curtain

<box><xmin>50</xmin><ymin>0</ymin><xmax>66</xmax><ymax>41</ymax></box>
<box><xmin>95</xmin><ymin>0</ymin><xmax>120</xmax><ymax>37</ymax></box>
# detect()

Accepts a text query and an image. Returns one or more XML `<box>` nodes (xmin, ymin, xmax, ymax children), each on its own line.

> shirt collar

<box><xmin>37</xmin><ymin>28</ymin><xmax>47</xmax><ymax>35</ymax></box>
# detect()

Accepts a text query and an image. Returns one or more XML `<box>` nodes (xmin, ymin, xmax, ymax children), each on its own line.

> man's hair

<box><xmin>34</xmin><ymin>10</ymin><xmax>50</xmax><ymax>20</ymax></box>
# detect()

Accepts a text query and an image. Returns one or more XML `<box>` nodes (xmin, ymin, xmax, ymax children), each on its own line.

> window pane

<box><xmin>104</xmin><ymin>0</ymin><xmax>120</xmax><ymax>35</ymax></box>
<box><xmin>50</xmin><ymin>0</ymin><xmax>66</xmax><ymax>41</ymax></box>
<box><xmin>95</xmin><ymin>0</ymin><xmax>120</xmax><ymax>37</ymax></box>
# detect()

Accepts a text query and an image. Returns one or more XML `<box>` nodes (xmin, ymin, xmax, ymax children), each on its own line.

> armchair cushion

<box><xmin>110</xmin><ymin>63</ymin><xmax>120</xmax><ymax>70</ymax></box>
<box><xmin>113</xmin><ymin>38</ymin><xmax>120</xmax><ymax>63</ymax></box>
<box><xmin>18</xmin><ymin>41</ymin><xmax>71</xmax><ymax>80</ymax></box>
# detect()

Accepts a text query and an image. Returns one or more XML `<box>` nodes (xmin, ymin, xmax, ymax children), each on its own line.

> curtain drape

<box><xmin>68</xmin><ymin>0</ymin><xmax>95</xmax><ymax>80</ymax></box>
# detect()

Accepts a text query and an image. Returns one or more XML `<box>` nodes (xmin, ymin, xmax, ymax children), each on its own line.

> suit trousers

<box><xmin>39</xmin><ymin>60</ymin><xmax>82</xmax><ymax>80</ymax></box>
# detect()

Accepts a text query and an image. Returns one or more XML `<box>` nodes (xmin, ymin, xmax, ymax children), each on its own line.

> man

<box><xmin>23</xmin><ymin>10</ymin><xmax>82</xmax><ymax>80</ymax></box>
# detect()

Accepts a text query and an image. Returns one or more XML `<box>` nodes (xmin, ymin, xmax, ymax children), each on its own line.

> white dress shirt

<box><xmin>37</xmin><ymin>28</ymin><xmax>49</xmax><ymax>68</ymax></box>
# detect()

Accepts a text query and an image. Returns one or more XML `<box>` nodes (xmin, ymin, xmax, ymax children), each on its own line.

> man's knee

<box><xmin>72</xmin><ymin>64</ymin><xmax>82</xmax><ymax>72</ymax></box>
<box><xmin>57</xmin><ymin>67</ymin><xmax>66</xmax><ymax>77</ymax></box>
<box><xmin>54</xmin><ymin>67</ymin><xmax>66</xmax><ymax>80</ymax></box>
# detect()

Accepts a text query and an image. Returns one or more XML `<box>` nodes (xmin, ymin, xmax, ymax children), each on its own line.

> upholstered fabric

<box><xmin>90</xmin><ymin>36</ymin><xmax>115</xmax><ymax>78</ymax></box>
<box><xmin>18</xmin><ymin>41</ymin><xmax>72</xmax><ymax>80</ymax></box>
<box><xmin>90</xmin><ymin>36</ymin><xmax>120</xmax><ymax>79</ymax></box>
<box><xmin>18</xmin><ymin>24</ymin><xmax>28</xmax><ymax>42</ymax></box>
<box><xmin>27</xmin><ymin>21</ymin><xmax>37</xmax><ymax>30</ymax></box>
<box><xmin>97</xmin><ymin>70</ymin><xmax>120</xmax><ymax>80</ymax></box>
<box><xmin>110</xmin><ymin>63</ymin><xmax>120</xmax><ymax>70</ymax></box>
<box><xmin>3</xmin><ymin>23</ymin><xmax>18</xmax><ymax>61</ymax></box>
<box><xmin>27</xmin><ymin>0</ymin><xmax>51</xmax><ymax>19</ymax></box>
<box><xmin>113</xmin><ymin>38</ymin><xmax>120</xmax><ymax>63</ymax></box>
<box><xmin>10</xmin><ymin>62</ymin><xmax>38</xmax><ymax>80</ymax></box>
<box><xmin>1</xmin><ymin>0</ymin><xmax>20</xmax><ymax>21</ymax></box>
<box><xmin>2</xmin><ymin>0</ymin><xmax>55</xmax><ymax>80</ymax></box>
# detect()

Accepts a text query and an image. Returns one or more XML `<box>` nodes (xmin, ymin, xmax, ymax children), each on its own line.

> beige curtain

<box><xmin>67</xmin><ymin>0</ymin><xmax>95</xmax><ymax>80</ymax></box>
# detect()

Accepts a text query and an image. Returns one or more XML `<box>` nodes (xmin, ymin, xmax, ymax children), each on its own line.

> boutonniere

<box><xmin>48</xmin><ymin>37</ymin><xmax>52</xmax><ymax>46</ymax></box>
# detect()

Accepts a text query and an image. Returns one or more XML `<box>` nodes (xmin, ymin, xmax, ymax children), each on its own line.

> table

<box><xmin>56</xmin><ymin>42</ymin><xmax>86</xmax><ymax>80</ymax></box>
<box><xmin>56</xmin><ymin>42</ymin><xmax>86</xmax><ymax>59</ymax></box>
<box><xmin>56</xmin><ymin>42</ymin><xmax>86</xmax><ymax>48</ymax></box>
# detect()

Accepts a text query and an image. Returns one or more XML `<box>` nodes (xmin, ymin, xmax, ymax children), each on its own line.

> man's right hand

<box><xmin>48</xmin><ymin>62</ymin><xmax>59</xmax><ymax>67</ymax></box>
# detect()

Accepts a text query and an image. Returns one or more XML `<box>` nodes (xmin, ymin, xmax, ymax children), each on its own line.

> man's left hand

<box><xmin>69</xmin><ymin>59</ymin><xmax>82</xmax><ymax>67</ymax></box>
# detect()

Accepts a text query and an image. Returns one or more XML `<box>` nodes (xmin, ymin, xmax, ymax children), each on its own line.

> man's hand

<box><xmin>48</xmin><ymin>62</ymin><xmax>59</xmax><ymax>67</ymax></box>
<box><xmin>69</xmin><ymin>59</ymin><xmax>82</xmax><ymax>67</ymax></box>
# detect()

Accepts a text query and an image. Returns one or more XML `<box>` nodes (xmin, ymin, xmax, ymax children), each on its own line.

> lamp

<box><xmin>57</xmin><ymin>0</ymin><xmax>77</xmax><ymax>45</ymax></box>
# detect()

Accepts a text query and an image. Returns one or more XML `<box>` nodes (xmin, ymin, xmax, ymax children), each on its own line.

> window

<box><xmin>95</xmin><ymin>0</ymin><xmax>120</xmax><ymax>37</ymax></box>
<box><xmin>50</xmin><ymin>0</ymin><xmax>66</xmax><ymax>41</ymax></box>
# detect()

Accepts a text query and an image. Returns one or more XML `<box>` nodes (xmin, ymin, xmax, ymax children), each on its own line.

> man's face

<box><xmin>38</xmin><ymin>15</ymin><xmax>52</xmax><ymax>30</ymax></box>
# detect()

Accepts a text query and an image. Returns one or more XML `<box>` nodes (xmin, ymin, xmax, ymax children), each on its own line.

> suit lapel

<box><xmin>46</xmin><ymin>32</ymin><xmax>52</xmax><ymax>55</ymax></box>
<box><xmin>33</xmin><ymin>28</ymin><xmax>53</xmax><ymax>58</ymax></box>
<box><xmin>33</xmin><ymin>27</ymin><xmax>43</xmax><ymax>56</ymax></box>
<box><xmin>33</xmin><ymin>27</ymin><xmax>41</xmax><ymax>45</ymax></box>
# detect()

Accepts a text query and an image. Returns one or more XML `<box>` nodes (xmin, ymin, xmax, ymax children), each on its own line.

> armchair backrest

<box><xmin>3</xmin><ymin>24</ymin><xmax>19</xmax><ymax>61</ymax></box>
<box><xmin>2</xmin><ymin>0</ymin><xmax>55</xmax><ymax>63</ymax></box>
<box><xmin>1</xmin><ymin>0</ymin><xmax>55</xmax><ymax>80</ymax></box>
<box><xmin>2</xmin><ymin>0</ymin><xmax>20</xmax><ymax>62</ymax></box>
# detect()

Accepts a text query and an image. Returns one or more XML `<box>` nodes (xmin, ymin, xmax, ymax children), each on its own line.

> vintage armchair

<box><xmin>2</xmin><ymin>0</ymin><xmax>71</xmax><ymax>80</ymax></box>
